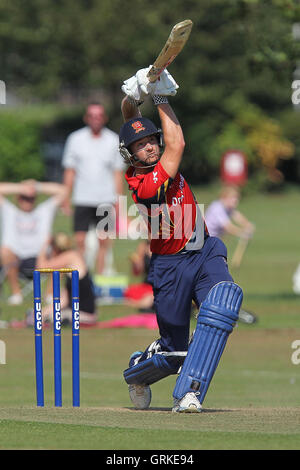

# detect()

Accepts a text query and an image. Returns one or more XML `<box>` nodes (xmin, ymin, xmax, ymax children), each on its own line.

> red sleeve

<box><xmin>137</xmin><ymin>162</ymin><xmax>171</xmax><ymax>200</ymax></box>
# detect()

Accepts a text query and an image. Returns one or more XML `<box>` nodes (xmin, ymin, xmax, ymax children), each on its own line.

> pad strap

<box><xmin>124</xmin><ymin>352</ymin><xmax>185</xmax><ymax>385</ymax></box>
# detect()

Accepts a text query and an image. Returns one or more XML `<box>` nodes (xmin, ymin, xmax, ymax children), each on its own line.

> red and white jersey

<box><xmin>125</xmin><ymin>161</ymin><xmax>208</xmax><ymax>255</ymax></box>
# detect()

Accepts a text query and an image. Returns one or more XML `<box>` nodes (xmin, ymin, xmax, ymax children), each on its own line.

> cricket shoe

<box><xmin>172</xmin><ymin>392</ymin><xmax>202</xmax><ymax>413</ymax></box>
<box><xmin>128</xmin><ymin>350</ymin><xmax>151</xmax><ymax>409</ymax></box>
<box><xmin>128</xmin><ymin>384</ymin><xmax>152</xmax><ymax>410</ymax></box>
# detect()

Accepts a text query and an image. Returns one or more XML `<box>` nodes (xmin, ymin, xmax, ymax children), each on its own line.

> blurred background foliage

<box><xmin>0</xmin><ymin>0</ymin><xmax>300</xmax><ymax>186</ymax></box>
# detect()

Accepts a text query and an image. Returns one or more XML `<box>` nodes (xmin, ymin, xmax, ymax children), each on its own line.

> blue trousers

<box><xmin>146</xmin><ymin>236</ymin><xmax>233</xmax><ymax>354</ymax></box>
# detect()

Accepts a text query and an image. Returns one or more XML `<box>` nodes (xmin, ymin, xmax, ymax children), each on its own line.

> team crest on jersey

<box><xmin>132</xmin><ymin>121</ymin><xmax>145</xmax><ymax>133</ymax></box>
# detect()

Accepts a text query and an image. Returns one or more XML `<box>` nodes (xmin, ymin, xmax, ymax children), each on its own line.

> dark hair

<box><xmin>51</xmin><ymin>232</ymin><xmax>73</xmax><ymax>253</ymax></box>
<box><xmin>86</xmin><ymin>101</ymin><xmax>103</xmax><ymax>108</ymax></box>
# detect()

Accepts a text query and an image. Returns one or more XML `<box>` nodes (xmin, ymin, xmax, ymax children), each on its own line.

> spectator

<box><xmin>32</xmin><ymin>232</ymin><xmax>96</xmax><ymax>325</ymax></box>
<box><xmin>125</xmin><ymin>239</ymin><xmax>154</xmax><ymax>312</ymax></box>
<box><xmin>0</xmin><ymin>180</ymin><xmax>67</xmax><ymax>305</ymax></box>
<box><xmin>205</xmin><ymin>185</ymin><xmax>255</xmax><ymax>240</ymax></box>
<box><xmin>62</xmin><ymin>102</ymin><xmax>125</xmax><ymax>274</ymax></box>
<box><xmin>205</xmin><ymin>185</ymin><xmax>258</xmax><ymax>324</ymax></box>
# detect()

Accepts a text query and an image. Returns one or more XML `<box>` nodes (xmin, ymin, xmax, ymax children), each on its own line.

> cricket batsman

<box><xmin>119</xmin><ymin>66</ymin><xmax>243</xmax><ymax>412</ymax></box>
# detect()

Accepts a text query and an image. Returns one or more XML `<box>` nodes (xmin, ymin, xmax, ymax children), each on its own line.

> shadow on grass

<box><xmin>125</xmin><ymin>407</ymin><xmax>234</xmax><ymax>413</ymax></box>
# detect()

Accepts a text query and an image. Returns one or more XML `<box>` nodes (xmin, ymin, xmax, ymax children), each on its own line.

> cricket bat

<box><xmin>147</xmin><ymin>19</ymin><xmax>193</xmax><ymax>83</ymax></box>
<box><xmin>231</xmin><ymin>237</ymin><xmax>249</xmax><ymax>269</ymax></box>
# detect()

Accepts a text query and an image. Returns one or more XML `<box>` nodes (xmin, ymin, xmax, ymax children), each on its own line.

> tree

<box><xmin>1</xmin><ymin>0</ymin><xmax>300</xmax><ymax>183</ymax></box>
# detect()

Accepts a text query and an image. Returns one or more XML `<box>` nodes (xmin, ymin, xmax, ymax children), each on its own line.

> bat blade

<box><xmin>231</xmin><ymin>237</ymin><xmax>249</xmax><ymax>269</ymax></box>
<box><xmin>147</xmin><ymin>19</ymin><xmax>193</xmax><ymax>83</ymax></box>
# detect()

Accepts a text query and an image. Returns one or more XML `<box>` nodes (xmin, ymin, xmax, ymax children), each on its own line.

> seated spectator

<box><xmin>33</xmin><ymin>232</ymin><xmax>96</xmax><ymax>325</ymax></box>
<box><xmin>124</xmin><ymin>239</ymin><xmax>154</xmax><ymax>312</ymax></box>
<box><xmin>0</xmin><ymin>180</ymin><xmax>67</xmax><ymax>305</ymax></box>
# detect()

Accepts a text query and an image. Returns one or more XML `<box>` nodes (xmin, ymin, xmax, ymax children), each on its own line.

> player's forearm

<box><xmin>158</xmin><ymin>103</ymin><xmax>184</xmax><ymax>146</ymax></box>
<box><xmin>224</xmin><ymin>221</ymin><xmax>248</xmax><ymax>238</ymax></box>
<box><xmin>232</xmin><ymin>211</ymin><xmax>255</xmax><ymax>231</ymax></box>
<box><xmin>231</xmin><ymin>213</ymin><xmax>254</xmax><ymax>238</ymax></box>
<box><xmin>121</xmin><ymin>96</ymin><xmax>142</xmax><ymax>122</ymax></box>
<box><xmin>158</xmin><ymin>103</ymin><xmax>185</xmax><ymax>176</ymax></box>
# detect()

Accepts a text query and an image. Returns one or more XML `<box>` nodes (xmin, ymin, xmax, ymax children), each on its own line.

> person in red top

<box><xmin>119</xmin><ymin>67</ymin><xmax>243</xmax><ymax>413</ymax></box>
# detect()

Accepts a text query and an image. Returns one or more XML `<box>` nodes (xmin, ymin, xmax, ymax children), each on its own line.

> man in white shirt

<box><xmin>0</xmin><ymin>180</ymin><xmax>67</xmax><ymax>305</ymax></box>
<box><xmin>62</xmin><ymin>102</ymin><xmax>125</xmax><ymax>274</ymax></box>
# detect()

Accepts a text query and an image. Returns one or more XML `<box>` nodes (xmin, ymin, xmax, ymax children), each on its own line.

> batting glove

<box><xmin>122</xmin><ymin>66</ymin><xmax>178</xmax><ymax>104</ymax></box>
<box><xmin>121</xmin><ymin>70</ymin><xmax>148</xmax><ymax>106</ymax></box>
<box><xmin>138</xmin><ymin>66</ymin><xmax>178</xmax><ymax>96</ymax></box>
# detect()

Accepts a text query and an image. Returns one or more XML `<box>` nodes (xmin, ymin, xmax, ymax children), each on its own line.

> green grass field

<box><xmin>0</xmin><ymin>183</ymin><xmax>299</xmax><ymax>450</ymax></box>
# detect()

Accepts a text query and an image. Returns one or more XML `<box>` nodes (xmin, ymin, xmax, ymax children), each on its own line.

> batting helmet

<box><xmin>119</xmin><ymin>117</ymin><xmax>163</xmax><ymax>167</ymax></box>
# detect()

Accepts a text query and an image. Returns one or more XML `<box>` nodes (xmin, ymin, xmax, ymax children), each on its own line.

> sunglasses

<box><xmin>18</xmin><ymin>195</ymin><xmax>36</xmax><ymax>203</ymax></box>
